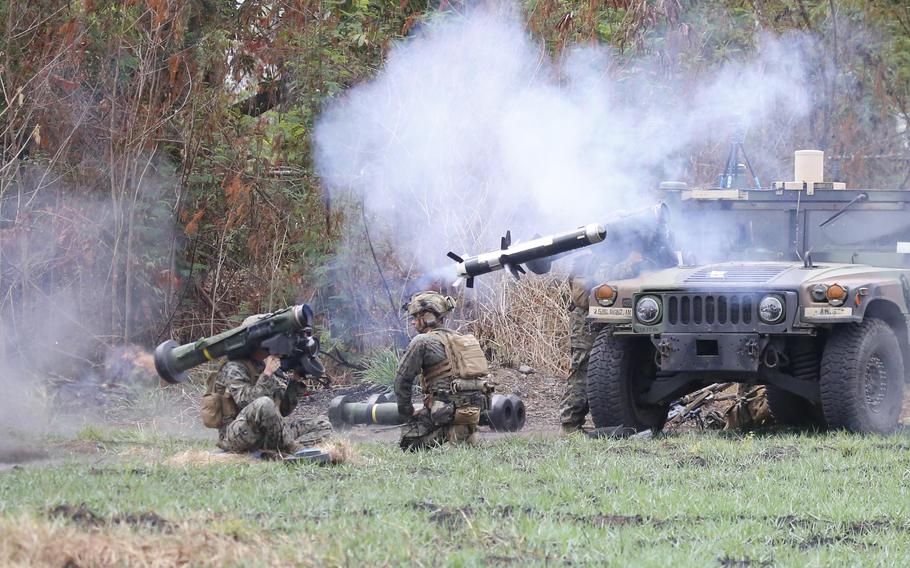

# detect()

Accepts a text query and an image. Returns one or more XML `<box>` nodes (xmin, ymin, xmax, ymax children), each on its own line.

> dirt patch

<box><xmin>0</xmin><ymin>442</ymin><xmax>49</xmax><ymax>470</ymax></box>
<box><xmin>484</xmin><ymin>365</ymin><xmax>561</xmax><ymax>432</ymax></box>
<box><xmin>428</xmin><ymin>506</ymin><xmax>473</xmax><ymax>529</ymax></box>
<box><xmin>717</xmin><ymin>556</ymin><xmax>772</xmax><ymax>567</ymax></box>
<box><xmin>676</xmin><ymin>455</ymin><xmax>710</xmax><ymax>468</ymax></box>
<box><xmin>775</xmin><ymin>515</ymin><xmax>816</xmax><ymax>530</ymax></box>
<box><xmin>797</xmin><ymin>534</ymin><xmax>861</xmax><ymax>550</ymax></box>
<box><xmin>581</xmin><ymin>513</ymin><xmax>645</xmax><ymax>527</ymax></box>
<box><xmin>486</xmin><ymin>554</ymin><xmax>524</xmax><ymax>565</ymax></box>
<box><xmin>49</xmin><ymin>503</ymin><xmax>171</xmax><ymax>531</ymax></box>
<box><xmin>759</xmin><ymin>446</ymin><xmax>800</xmax><ymax>461</ymax></box>
<box><xmin>847</xmin><ymin>519</ymin><xmax>894</xmax><ymax>535</ymax></box>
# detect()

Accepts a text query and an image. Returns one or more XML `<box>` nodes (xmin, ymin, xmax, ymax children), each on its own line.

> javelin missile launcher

<box><xmin>447</xmin><ymin>203</ymin><xmax>673</xmax><ymax>287</ymax></box>
<box><xmin>154</xmin><ymin>304</ymin><xmax>324</xmax><ymax>383</ymax></box>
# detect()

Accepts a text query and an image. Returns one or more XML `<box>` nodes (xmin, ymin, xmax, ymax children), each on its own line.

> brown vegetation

<box><xmin>0</xmin><ymin>515</ymin><xmax>305</xmax><ymax>567</ymax></box>
<box><xmin>1</xmin><ymin>1</ymin><xmax>909</xmax><ymax>382</ymax></box>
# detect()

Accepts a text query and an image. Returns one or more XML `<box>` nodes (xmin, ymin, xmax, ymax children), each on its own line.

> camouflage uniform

<box><xmin>216</xmin><ymin>360</ymin><xmax>331</xmax><ymax>452</ymax></box>
<box><xmin>559</xmin><ymin>254</ymin><xmax>641</xmax><ymax>432</ymax></box>
<box><xmin>395</xmin><ymin>292</ymin><xmax>482</xmax><ymax>451</ymax></box>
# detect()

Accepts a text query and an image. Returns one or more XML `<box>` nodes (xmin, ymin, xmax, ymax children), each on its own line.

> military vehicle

<box><xmin>586</xmin><ymin>151</ymin><xmax>910</xmax><ymax>434</ymax></box>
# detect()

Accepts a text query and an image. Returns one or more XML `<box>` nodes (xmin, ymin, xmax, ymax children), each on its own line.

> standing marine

<box><xmin>559</xmin><ymin>251</ymin><xmax>646</xmax><ymax>434</ymax></box>
<box><xmin>395</xmin><ymin>291</ymin><xmax>489</xmax><ymax>450</ymax></box>
<box><xmin>201</xmin><ymin>315</ymin><xmax>332</xmax><ymax>453</ymax></box>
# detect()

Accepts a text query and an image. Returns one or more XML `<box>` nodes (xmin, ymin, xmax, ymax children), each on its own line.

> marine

<box><xmin>559</xmin><ymin>251</ymin><xmax>645</xmax><ymax>434</ymax></box>
<box><xmin>203</xmin><ymin>315</ymin><xmax>331</xmax><ymax>453</ymax></box>
<box><xmin>395</xmin><ymin>291</ymin><xmax>487</xmax><ymax>450</ymax></box>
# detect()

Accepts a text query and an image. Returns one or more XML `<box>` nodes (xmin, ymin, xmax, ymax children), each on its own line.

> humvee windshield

<box><xmin>672</xmin><ymin>189</ymin><xmax>910</xmax><ymax>267</ymax></box>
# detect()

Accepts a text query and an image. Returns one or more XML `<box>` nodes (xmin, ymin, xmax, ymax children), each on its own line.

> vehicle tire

<box><xmin>820</xmin><ymin>318</ymin><xmax>905</xmax><ymax>434</ymax></box>
<box><xmin>587</xmin><ymin>327</ymin><xmax>668</xmax><ymax>432</ymax></box>
<box><xmin>765</xmin><ymin>386</ymin><xmax>825</xmax><ymax>429</ymax></box>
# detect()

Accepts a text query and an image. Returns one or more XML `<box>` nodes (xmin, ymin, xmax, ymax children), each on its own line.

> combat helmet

<box><xmin>405</xmin><ymin>291</ymin><xmax>456</xmax><ymax>318</ymax></box>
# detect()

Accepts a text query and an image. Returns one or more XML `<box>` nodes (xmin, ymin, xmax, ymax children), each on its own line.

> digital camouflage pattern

<box><xmin>560</xmin><ymin>254</ymin><xmax>641</xmax><ymax>431</ymax></box>
<box><xmin>215</xmin><ymin>360</ymin><xmax>331</xmax><ymax>452</ymax></box>
<box><xmin>394</xmin><ymin>328</ymin><xmax>482</xmax><ymax>450</ymax></box>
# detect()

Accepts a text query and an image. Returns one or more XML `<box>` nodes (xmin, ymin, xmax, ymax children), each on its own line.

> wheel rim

<box><xmin>863</xmin><ymin>353</ymin><xmax>889</xmax><ymax>409</ymax></box>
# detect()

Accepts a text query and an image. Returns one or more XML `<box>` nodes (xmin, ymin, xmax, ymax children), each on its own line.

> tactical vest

<box><xmin>199</xmin><ymin>360</ymin><xmax>257</xmax><ymax>429</ymax></box>
<box><xmin>421</xmin><ymin>329</ymin><xmax>490</xmax><ymax>393</ymax></box>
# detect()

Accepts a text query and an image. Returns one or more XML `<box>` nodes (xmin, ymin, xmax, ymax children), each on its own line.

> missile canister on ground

<box><xmin>328</xmin><ymin>393</ymin><xmax>527</xmax><ymax>432</ymax></box>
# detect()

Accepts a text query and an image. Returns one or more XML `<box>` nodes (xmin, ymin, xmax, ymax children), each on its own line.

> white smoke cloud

<box><xmin>314</xmin><ymin>3</ymin><xmax>815</xmax><ymax>278</ymax></box>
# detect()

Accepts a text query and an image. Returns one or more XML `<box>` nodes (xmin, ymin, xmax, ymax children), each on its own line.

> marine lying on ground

<box><xmin>586</xmin><ymin>149</ymin><xmax>909</xmax><ymax>435</ymax></box>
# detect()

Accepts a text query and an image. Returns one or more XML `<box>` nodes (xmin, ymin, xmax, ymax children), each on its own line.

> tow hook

<box><xmin>745</xmin><ymin>338</ymin><xmax>761</xmax><ymax>359</ymax></box>
<box><xmin>657</xmin><ymin>338</ymin><xmax>676</xmax><ymax>358</ymax></box>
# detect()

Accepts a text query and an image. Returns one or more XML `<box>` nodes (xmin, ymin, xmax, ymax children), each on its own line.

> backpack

<box><xmin>428</xmin><ymin>329</ymin><xmax>489</xmax><ymax>380</ymax></box>
<box><xmin>199</xmin><ymin>361</ymin><xmax>253</xmax><ymax>428</ymax></box>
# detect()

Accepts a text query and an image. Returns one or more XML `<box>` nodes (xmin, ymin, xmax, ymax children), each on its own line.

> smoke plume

<box><xmin>315</xmin><ymin>3</ymin><xmax>814</xmax><ymax>279</ymax></box>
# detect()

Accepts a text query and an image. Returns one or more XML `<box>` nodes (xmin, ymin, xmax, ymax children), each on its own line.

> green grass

<box><xmin>358</xmin><ymin>349</ymin><xmax>400</xmax><ymax>387</ymax></box>
<box><xmin>3</xmin><ymin>430</ymin><xmax>910</xmax><ymax>566</ymax></box>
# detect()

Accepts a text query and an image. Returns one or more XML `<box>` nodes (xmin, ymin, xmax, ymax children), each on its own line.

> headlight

<box><xmin>635</xmin><ymin>296</ymin><xmax>661</xmax><ymax>324</ymax></box>
<box><xmin>826</xmin><ymin>283</ymin><xmax>848</xmax><ymax>307</ymax></box>
<box><xmin>810</xmin><ymin>284</ymin><xmax>828</xmax><ymax>302</ymax></box>
<box><xmin>594</xmin><ymin>285</ymin><xmax>616</xmax><ymax>307</ymax></box>
<box><xmin>758</xmin><ymin>295</ymin><xmax>785</xmax><ymax>323</ymax></box>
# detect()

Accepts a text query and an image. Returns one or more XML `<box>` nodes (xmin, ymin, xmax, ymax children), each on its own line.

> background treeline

<box><xmin>1</xmin><ymin>0</ymin><xmax>908</xmax><ymax>379</ymax></box>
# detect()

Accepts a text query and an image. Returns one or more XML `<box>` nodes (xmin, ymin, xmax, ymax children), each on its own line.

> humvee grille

<box><xmin>685</xmin><ymin>264</ymin><xmax>790</xmax><ymax>283</ymax></box>
<box><xmin>666</xmin><ymin>293</ymin><xmax>756</xmax><ymax>327</ymax></box>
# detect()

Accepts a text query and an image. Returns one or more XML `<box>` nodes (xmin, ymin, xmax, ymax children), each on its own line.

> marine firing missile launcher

<box><xmin>154</xmin><ymin>304</ymin><xmax>324</xmax><ymax>383</ymax></box>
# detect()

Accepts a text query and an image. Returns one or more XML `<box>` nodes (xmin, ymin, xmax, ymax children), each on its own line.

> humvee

<box><xmin>586</xmin><ymin>152</ymin><xmax>910</xmax><ymax>434</ymax></box>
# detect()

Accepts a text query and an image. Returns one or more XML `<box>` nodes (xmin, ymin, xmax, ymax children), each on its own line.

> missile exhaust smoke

<box><xmin>314</xmin><ymin>2</ymin><xmax>815</xmax><ymax>288</ymax></box>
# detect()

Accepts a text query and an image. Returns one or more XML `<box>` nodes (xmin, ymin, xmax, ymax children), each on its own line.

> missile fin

<box><xmin>447</xmin><ymin>251</ymin><xmax>464</xmax><ymax>263</ymax></box>
<box><xmin>466</xmin><ymin>277</ymin><xmax>474</xmax><ymax>288</ymax></box>
<box><xmin>501</xmin><ymin>230</ymin><xmax>512</xmax><ymax>250</ymax></box>
<box><xmin>504</xmin><ymin>263</ymin><xmax>522</xmax><ymax>281</ymax></box>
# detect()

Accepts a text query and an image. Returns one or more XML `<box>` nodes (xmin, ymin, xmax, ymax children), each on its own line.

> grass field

<box><xmin>2</xmin><ymin>426</ymin><xmax>910</xmax><ymax>567</ymax></box>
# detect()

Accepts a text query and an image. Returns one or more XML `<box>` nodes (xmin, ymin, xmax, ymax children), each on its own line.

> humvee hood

<box><xmin>620</xmin><ymin>261</ymin><xmax>893</xmax><ymax>290</ymax></box>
